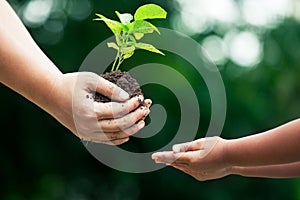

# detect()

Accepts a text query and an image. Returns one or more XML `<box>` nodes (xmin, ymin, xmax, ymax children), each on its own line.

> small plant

<box><xmin>95</xmin><ymin>4</ymin><xmax>167</xmax><ymax>71</ymax></box>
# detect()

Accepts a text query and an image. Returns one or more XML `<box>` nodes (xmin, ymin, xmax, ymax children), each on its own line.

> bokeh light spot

<box><xmin>23</xmin><ymin>0</ymin><xmax>53</xmax><ymax>27</ymax></box>
<box><xmin>226</xmin><ymin>31</ymin><xmax>263</xmax><ymax>67</ymax></box>
<box><xmin>202</xmin><ymin>35</ymin><xmax>227</xmax><ymax>65</ymax></box>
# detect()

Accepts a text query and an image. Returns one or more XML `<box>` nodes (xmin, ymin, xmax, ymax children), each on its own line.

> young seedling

<box><xmin>95</xmin><ymin>4</ymin><xmax>167</xmax><ymax>71</ymax></box>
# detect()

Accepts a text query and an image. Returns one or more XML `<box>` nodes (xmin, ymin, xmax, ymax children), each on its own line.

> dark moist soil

<box><xmin>93</xmin><ymin>70</ymin><xmax>143</xmax><ymax>103</ymax></box>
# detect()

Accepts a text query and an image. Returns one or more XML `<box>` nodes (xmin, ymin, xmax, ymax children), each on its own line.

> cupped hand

<box><xmin>51</xmin><ymin>72</ymin><xmax>151</xmax><ymax>145</ymax></box>
<box><xmin>152</xmin><ymin>137</ymin><xmax>232</xmax><ymax>181</ymax></box>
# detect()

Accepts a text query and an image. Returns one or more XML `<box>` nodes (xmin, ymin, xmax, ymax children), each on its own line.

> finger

<box><xmin>171</xmin><ymin>163</ymin><xmax>191</xmax><ymax>174</ymax></box>
<box><xmin>82</xmin><ymin>121</ymin><xmax>145</xmax><ymax>143</ymax></box>
<box><xmin>172</xmin><ymin>142</ymin><xmax>191</xmax><ymax>153</ymax></box>
<box><xmin>98</xmin><ymin>106</ymin><xmax>150</xmax><ymax>132</ymax></box>
<box><xmin>94</xmin><ymin>95</ymin><xmax>144</xmax><ymax>119</ymax></box>
<box><xmin>81</xmin><ymin>135</ymin><xmax>130</xmax><ymax>145</ymax></box>
<box><xmin>152</xmin><ymin>151</ymin><xmax>190</xmax><ymax>164</ymax></box>
<box><xmin>144</xmin><ymin>99</ymin><xmax>152</xmax><ymax>108</ymax></box>
<box><xmin>172</xmin><ymin>139</ymin><xmax>204</xmax><ymax>153</ymax></box>
<box><xmin>95</xmin><ymin>76</ymin><xmax>129</xmax><ymax>101</ymax></box>
<box><xmin>141</xmin><ymin>100</ymin><xmax>152</xmax><ymax>120</ymax></box>
<box><xmin>102</xmin><ymin>137</ymin><xmax>130</xmax><ymax>145</ymax></box>
<box><xmin>103</xmin><ymin>120</ymin><xmax>145</xmax><ymax>140</ymax></box>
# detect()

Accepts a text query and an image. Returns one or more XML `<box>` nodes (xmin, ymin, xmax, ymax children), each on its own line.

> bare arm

<box><xmin>0</xmin><ymin>0</ymin><xmax>63</xmax><ymax>111</ymax></box>
<box><xmin>232</xmin><ymin>162</ymin><xmax>300</xmax><ymax>178</ymax></box>
<box><xmin>226</xmin><ymin>119</ymin><xmax>300</xmax><ymax>166</ymax></box>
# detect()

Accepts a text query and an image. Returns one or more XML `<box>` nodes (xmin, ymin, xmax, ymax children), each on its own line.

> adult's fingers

<box><xmin>144</xmin><ymin>99</ymin><xmax>152</xmax><ymax>108</ymax></box>
<box><xmin>102</xmin><ymin>137</ymin><xmax>130</xmax><ymax>145</ymax></box>
<box><xmin>94</xmin><ymin>75</ymin><xmax>129</xmax><ymax>101</ymax></box>
<box><xmin>98</xmin><ymin>106</ymin><xmax>150</xmax><ymax>132</ymax></box>
<box><xmin>94</xmin><ymin>95</ymin><xmax>144</xmax><ymax>119</ymax></box>
<box><xmin>103</xmin><ymin>120</ymin><xmax>145</xmax><ymax>140</ymax></box>
<box><xmin>80</xmin><ymin>121</ymin><xmax>145</xmax><ymax>144</ymax></box>
<box><xmin>172</xmin><ymin>139</ymin><xmax>204</xmax><ymax>153</ymax></box>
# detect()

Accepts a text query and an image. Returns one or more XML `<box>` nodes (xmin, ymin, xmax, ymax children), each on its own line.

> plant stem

<box><xmin>115</xmin><ymin>54</ymin><xmax>124</xmax><ymax>71</ymax></box>
<box><xmin>112</xmin><ymin>32</ymin><xmax>129</xmax><ymax>71</ymax></box>
<box><xmin>111</xmin><ymin>49</ymin><xmax>119</xmax><ymax>71</ymax></box>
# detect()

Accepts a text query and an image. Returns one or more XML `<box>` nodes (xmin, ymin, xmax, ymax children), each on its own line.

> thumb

<box><xmin>172</xmin><ymin>139</ymin><xmax>203</xmax><ymax>153</ymax></box>
<box><xmin>95</xmin><ymin>76</ymin><xmax>129</xmax><ymax>101</ymax></box>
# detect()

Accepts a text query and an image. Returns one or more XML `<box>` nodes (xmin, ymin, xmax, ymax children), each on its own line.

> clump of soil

<box><xmin>94</xmin><ymin>70</ymin><xmax>143</xmax><ymax>103</ymax></box>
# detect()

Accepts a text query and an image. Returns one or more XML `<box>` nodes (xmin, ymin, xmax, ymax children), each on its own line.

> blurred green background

<box><xmin>1</xmin><ymin>0</ymin><xmax>300</xmax><ymax>199</ymax></box>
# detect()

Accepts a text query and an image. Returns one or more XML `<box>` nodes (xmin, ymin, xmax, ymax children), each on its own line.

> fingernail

<box><xmin>138</xmin><ymin>121</ymin><xmax>145</xmax><ymax>129</ymax></box>
<box><xmin>119</xmin><ymin>90</ymin><xmax>129</xmax><ymax>100</ymax></box>
<box><xmin>151</xmin><ymin>153</ymin><xmax>158</xmax><ymax>159</ymax></box>
<box><xmin>144</xmin><ymin>99</ymin><xmax>152</xmax><ymax>105</ymax></box>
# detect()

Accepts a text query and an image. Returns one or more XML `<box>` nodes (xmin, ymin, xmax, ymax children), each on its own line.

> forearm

<box><xmin>231</xmin><ymin>162</ymin><xmax>300</xmax><ymax>178</ymax></box>
<box><xmin>225</xmin><ymin>119</ymin><xmax>300</xmax><ymax>166</ymax></box>
<box><xmin>0</xmin><ymin>1</ymin><xmax>63</xmax><ymax>115</ymax></box>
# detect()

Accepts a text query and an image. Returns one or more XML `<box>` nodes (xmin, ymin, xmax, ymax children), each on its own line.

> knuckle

<box><xmin>83</xmin><ymin>72</ymin><xmax>98</xmax><ymax>85</ymax></box>
<box><xmin>127</xmin><ymin>99</ymin><xmax>138</xmax><ymax>110</ymax></box>
<box><xmin>99</xmin><ymin>103</ymin><xmax>112</xmax><ymax>118</ymax></box>
<box><xmin>101</xmin><ymin>119</ymin><xmax>114</xmax><ymax>130</ymax></box>
<box><xmin>112</xmin><ymin>103</ymin><xmax>126</xmax><ymax>117</ymax></box>
<box><xmin>86</xmin><ymin>72</ymin><xmax>98</xmax><ymax>79</ymax></box>
<box><xmin>118</xmin><ymin>117</ymin><xmax>128</xmax><ymax>128</ymax></box>
<box><xmin>134</xmin><ymin>107</ymin><xmax>146</xmax><ymax>120</ymax></box>
<box><xmin>106</xmin><ymin>82</ymin><xmax>115</xmax><ymax>92</ymax></box>
<box><xmin>187</xmin><ymin>157</ymin><xmax>196</xmax><ymax>164</ymax></box>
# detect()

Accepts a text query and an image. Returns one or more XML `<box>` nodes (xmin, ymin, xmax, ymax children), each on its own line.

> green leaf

<box><xmin>134</xmin><ymin>33</ymin><xmax>144</xmax><ymax>40</ymax></box>
<box><xmin>115</xmin><ymin>35</ymin><xmax>122</xmax><ymax>46</ymax></box>
<box><xmin>134</xmin><ymin>4</ymin><xmax>167</xmax><ymax>21</ymax></box>
<box><xmin>123</xmin><ymin>51</ymin><xmax>134</xmax><ymax>59</ymax></box>
<box><xmin>107</xmin><ymin>42</ymin><xmax>119</xmax><ymax>50</ymax></box>
<box><xmin>95</xmin><ymin>14</ymin><xmax>123</xmax><ymax>34</ymax></box>
<box><xmin>135</xmin><ymin>43</ymin><xmax>165</xmax><ymax>55</ymax></box>
<box><xmin>115</xmin><ymin>11</ymin><xmax>133</xmax><ymax>24</ymax></box>
<box><xmin>122</xmin><ymin>46</ymin><xmax>135</xmax><ymax>59</ymax></box>
<box><xmin>128</xmin><ymin>35</ymin><xmax>137</xmax><ymax>44</ymax></box>
<box><xmin>122</xmin><ymin>45</ymin><xmax>135</xmax><ymax>54</ymax></box>
<box><xmin>128</xmin><ymin>20</ymin><xmax>159</xmax><ymax>34</ymax></box>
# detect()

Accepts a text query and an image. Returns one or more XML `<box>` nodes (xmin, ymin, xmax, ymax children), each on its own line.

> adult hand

<box><xmin>51</xmin><ymin>72</ymin><xmax>151</xmax><ymax>145</ymax></box>
<box><xmin>152</xmin><ymin>137</ymin><xmax>232</xmax><ymax>181</ymax></box>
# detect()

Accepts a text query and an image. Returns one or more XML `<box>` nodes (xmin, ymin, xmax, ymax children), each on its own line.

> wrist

<box><xmin>220</xmin><ymin>138</ymin><xmax>235</xmax><ymax>176</ymax></box>
<box><xmin>229</xmin><ymin>166</ymin><xmax>244</xmax><ymax>176</ymax></box>
<box><xmin>223</xmin><ymin>138</ymin><xmax>243</xmax><ymax>168</ymax></box>
<box><xmin>223</xmin><ymin>139</ymin><xmax>247</xmax><ymax>176</ymax></box>
<box><xmin>44</xmin><ymin>73</ymin><xmax>78</xmax><ymax>134</ymax></box>
<box><xmin>222</xmin><ymin>138</ymin><xmax>235</xmax><ymax>167</ymax></box>
<box><xmin>48</xmin><ymin>73</ymin><xmax>72</xmax><ymax>115</ymax></box>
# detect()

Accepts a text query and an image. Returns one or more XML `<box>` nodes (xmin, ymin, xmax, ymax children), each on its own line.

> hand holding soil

<box><xmin>59</xmin><ymin>72</ymin><xmax>151</xmax><ymax>145</ymax></box>
<box><xmin>0</xmin><ymin>1</ymin><xmax>152</xmax><ymax>146</ymax></box>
